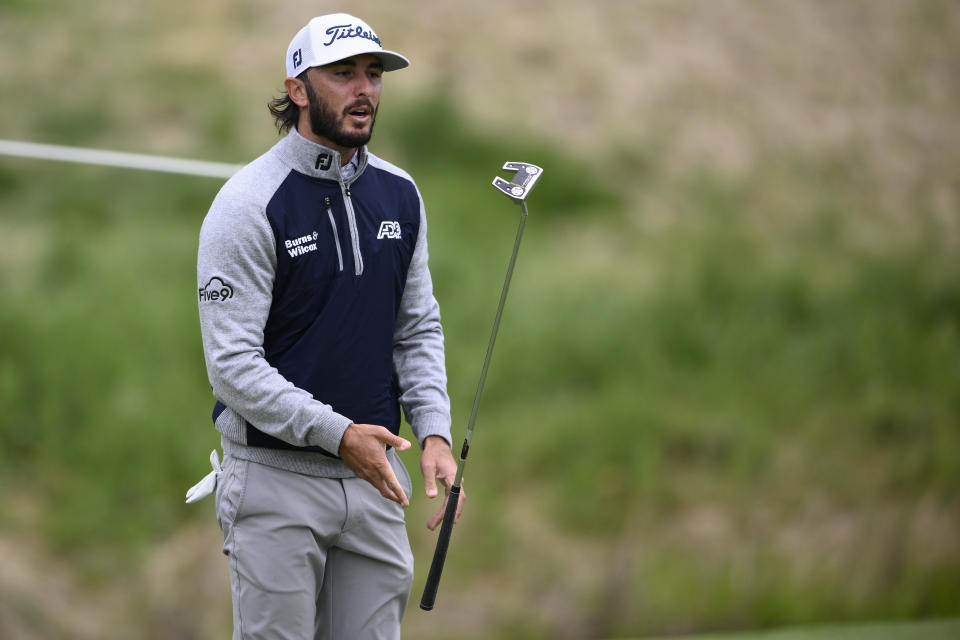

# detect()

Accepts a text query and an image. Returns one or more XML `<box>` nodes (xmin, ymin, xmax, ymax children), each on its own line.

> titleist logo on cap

<box><xmin>323</xmin><ymin>23</ymin><xmax>382</xmax><ymax>48</ymax></box>
<box><xmin>284</xmin><ymin>13</ymin><xmax>410</xmax><ymax>77</ymax></box>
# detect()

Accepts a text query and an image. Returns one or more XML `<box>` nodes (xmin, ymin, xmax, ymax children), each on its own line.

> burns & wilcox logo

<box><xmin>286</xmin><ymin>231</ymin><xmax>319</xmax><ymax>258</ymax></box>
<box><xmin>199</xmin><ymin>276</ymin><xmax>234</xmax><ymax>303</ymax></box>
<box><xmin>377</xmin><ymin>221</ymin><xmax>401</xmax><ymax>240</ymax></box>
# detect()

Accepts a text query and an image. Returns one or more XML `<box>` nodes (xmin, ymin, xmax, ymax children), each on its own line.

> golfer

<box><xmin>194</xmin><ymin>13</ymin><xmax>463</xmax><ymax>639</ymax></box>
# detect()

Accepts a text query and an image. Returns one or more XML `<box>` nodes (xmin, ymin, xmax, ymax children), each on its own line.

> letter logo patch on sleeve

<box><xmin>199</xmin><ymin>276</ymin><xmax>234</xmax><ymax>302</ymax></box>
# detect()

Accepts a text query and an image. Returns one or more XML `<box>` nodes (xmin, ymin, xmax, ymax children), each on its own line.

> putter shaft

<box><xmin>420</xmin><ymin>203</ymin><xmax>530</xmax><ymax>612</ymax></box>
<box><xmin>453</xmin><ymin>200</ymin><xmax>528</xmax><ymax>486</ymax></box>
<box><xmin>420</xmin><ymin>163</ymin><xmax>540</xmax><ymax>612</ymax></box>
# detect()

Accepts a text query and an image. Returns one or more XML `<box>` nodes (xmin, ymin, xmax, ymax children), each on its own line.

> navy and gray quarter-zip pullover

<box><xmin>197</xmin><ymin>128</ymin><xmax>451</xmax><ymax>478</ymax></box>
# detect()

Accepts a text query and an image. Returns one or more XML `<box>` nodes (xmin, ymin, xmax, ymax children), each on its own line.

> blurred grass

<box><xmin>1</xmin><ymin>1</ymin><xmax>959</xmax><ymax>639</ymax></box>
<box><xmin>639</xmin><ymin>618</ymin><xmax>960</xmax><ymax>640</ymax></box>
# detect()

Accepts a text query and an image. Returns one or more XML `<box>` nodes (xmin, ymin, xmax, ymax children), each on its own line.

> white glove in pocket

<box><xmin>185</xmin><ymin>450</ymin><xmax>222</xmax><ymax>504</ymax></box>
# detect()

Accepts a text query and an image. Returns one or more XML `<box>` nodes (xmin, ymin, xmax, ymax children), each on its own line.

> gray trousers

<box><xmin>215</xmin><ymin>450</ymin><xmax>415</xmax><ymax>640</ymax></box>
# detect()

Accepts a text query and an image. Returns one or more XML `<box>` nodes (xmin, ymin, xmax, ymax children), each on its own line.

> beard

<box><xmin>304</xmin><ymin>82</ymin><xmax>378</xmax><ymax>149</ymax></box>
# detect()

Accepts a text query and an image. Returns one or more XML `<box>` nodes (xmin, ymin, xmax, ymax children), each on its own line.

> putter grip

<box><xmin>419</xmin><ymin>484</ymin><xmax>461</xmax><ymax>611</ymax></box>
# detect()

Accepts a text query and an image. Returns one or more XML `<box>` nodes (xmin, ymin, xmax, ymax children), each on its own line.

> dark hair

<box><xmin>268</xmin><ymin>70</ymin><xmax>309</xmax><ymax>135</ymax></box>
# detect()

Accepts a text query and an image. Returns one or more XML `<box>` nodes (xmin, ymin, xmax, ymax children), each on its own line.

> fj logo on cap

<box><xmin>292</xmin><ymin>48</ymin><xmax>303</xmax><ymax>69</ymax></box>
<box><xmin>377</xmin><ymin>221</ymin><xmax>401</xmax><ymax>240</ymax></box>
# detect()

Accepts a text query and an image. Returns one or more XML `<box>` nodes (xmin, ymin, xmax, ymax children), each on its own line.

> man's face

<box><xmin>302</xmin><ymin>54</ymin><xmax>383</xmax><ymax>151</ymax></box>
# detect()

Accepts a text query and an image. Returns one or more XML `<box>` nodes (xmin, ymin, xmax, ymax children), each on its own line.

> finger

<box><xmin>374</xmin><ymin>428</ymin><xmax>411</xmax><ymax>452</ymax></box>
<box><xmin>426</xmin><ymin>502</ymin><xmax>445</xmax><ymax>531</ymax></box>
<box><xmin>381</xmin><ymin>484</ymin><xmax>406</xmax><ymax>507</ymax></box>
<box><xmin>422</xmin><ymin>460</ymin><xmax>439</xmax><ymax>499</ymax></box>
<box><xmin>425</xmin><ymin>479</ymin><xmax>454</xmax><ymax>530</ymax></box>
<box><xmin>379</xmin><ymin>464</ymin><xmax>409</xmax><ymax>508</ymax></box>
<box><xmin>420</xmin><ymin>458</ymin><xmax>453</xmax><ymax>498</ymax></box>
<box><xmin>454</xmin><ymin>482</ymin><xmax>466</xmax><ymax>523</ymax></box>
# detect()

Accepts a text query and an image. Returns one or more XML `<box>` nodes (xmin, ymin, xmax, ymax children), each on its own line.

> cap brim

<box><xmin>316</xmin><ymin>48</ymin><xmax>409</xmax><ymax>72</ymax></box>
<box><xmin>373</xmin><ymin>49</ymin><xmax>409</xmax><ymax>72</ymax></box>
<box><xmin>287</xmin><ymin>46</ymin><xmax>410</xmax><ymax>78</ymax></box>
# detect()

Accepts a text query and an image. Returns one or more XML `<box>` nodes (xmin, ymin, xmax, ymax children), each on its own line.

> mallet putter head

<box><xmin>491</xmin><ymin>162</ymin><xmax>543</xmax><ymax>202</ymax></box>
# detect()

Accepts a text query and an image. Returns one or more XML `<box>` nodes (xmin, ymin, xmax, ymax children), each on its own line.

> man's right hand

<box><xmin>339</xmin><ymin>423</ymin><xmax>412</xmax><ymax>507</ymax></box>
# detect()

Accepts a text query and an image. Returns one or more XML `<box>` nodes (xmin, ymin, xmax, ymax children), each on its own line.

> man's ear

<box><xmin>285</xmin><ymin>76</ymin><xmax>309</xmax><ymax>107</ymax></box>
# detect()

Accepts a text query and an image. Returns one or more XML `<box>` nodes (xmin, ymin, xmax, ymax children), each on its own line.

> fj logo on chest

<box><xmin>377</xmin><ymin>221</ymin><xmax>402</xmax><ymax>240</ymax></box>
<box><xmin>285</xmin><ymin>231</ymin><xmax>319</xmax><ymax>258</ymax></box>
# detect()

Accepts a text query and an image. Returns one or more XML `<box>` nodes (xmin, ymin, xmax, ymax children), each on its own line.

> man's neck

<box><xmin>337</xmin><ymin>147</ymin><xmax>358</xmax><ymax>167</ymax></box>
<box><xmin>295</xmin><ymin>125</ymin><xmax>358</xmax><ymax>167</ymax></box>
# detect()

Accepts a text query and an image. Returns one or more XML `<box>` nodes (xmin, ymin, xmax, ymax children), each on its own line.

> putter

<box><xmin>419</xmin><ymin>161</ymin><xmax>543</xmax><ymax>611</ymax></box>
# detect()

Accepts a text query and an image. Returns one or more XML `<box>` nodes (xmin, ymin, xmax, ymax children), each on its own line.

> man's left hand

<box><xmin>420</xmin><ymin>435</ymin><xmax>465</xmax><ymax>530</ymax></box>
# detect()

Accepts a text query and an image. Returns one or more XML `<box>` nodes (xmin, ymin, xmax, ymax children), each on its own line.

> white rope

<box><xmin>0</xmin><ymin>139</ymin><xmax>242</xmax><ymax>179</ymax></box>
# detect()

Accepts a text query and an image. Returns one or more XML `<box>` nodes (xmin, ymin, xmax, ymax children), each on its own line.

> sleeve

<box><xmin>197</xmin><ymin>184</ymin><xmax>353</xmax><ymax>454</ymax></box>
<box><xmin>392</xmin><ymin>188</ymin><xmax>453</xmax><ymax>448</ymax></box>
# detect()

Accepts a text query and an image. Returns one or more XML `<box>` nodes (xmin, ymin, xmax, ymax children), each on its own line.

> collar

<box><xmin>341</xmin><ymin>151</ymin><xmax>361</xmax><ymax>181</ymax></box>
<box><xmin>277</xmin><ymin>127</ymin><xmax>367</xmax><ymax>182</ymax></box>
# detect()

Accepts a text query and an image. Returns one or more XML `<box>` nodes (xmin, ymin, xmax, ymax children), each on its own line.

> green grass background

<box><xmin>0</xmin><ymin>1</ymin><xmax>958</xmax><ymax>638</ymax></box>
<box><xmin>641</xmin><ymin>618</ymin><xmax>960</xmax><ymax>640</ymax></box>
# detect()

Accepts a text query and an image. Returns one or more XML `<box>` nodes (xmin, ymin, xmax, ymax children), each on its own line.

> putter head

<box><xmin>492</xmin><ymin>161</ymin><xmax>543</xmax><ymax>202</ymax></box>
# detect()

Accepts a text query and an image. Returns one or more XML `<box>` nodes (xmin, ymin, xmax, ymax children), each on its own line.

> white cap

<box><xmin>285</xmin><ymin>13</ymin><xmax>410</xmax><ymax>78</ymax></box>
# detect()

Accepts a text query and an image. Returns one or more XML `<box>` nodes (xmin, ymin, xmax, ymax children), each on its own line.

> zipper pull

<box><xmin>324</xmin><ymin>195</ymin><xmax>344</xmax><ymax>272</ymax></box>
